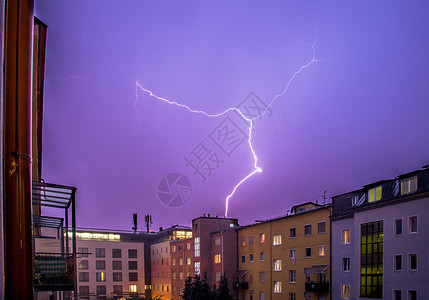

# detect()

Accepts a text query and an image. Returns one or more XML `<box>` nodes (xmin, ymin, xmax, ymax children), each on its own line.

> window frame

<box><xmin>289</xmin><ymin>227</ymin><xmax>296</xmax><ymax>238</ymax></box>
<box><xmin>318</xmin><ymin>221</ymin><xmax>326</xmax><ymax>234</ymax></box>
<box><xmin>318</xmin><ymin>245</ymin><xmax>326</xmax><ymax>257</ymax></box>
<box><xmin>408</xmin><ymin>253</ymin><xmax>417</xmax><ymax>271</ymax></box>
<box><xmin>394</xmin><ymin>218</ymin><xmax>403</xmax><ymax>236</ymax></box>
<box><xmin>305</xmin><ymin>247</ymin><xmax>311</xmax><ymax>258</ymax></box>
<box><xmin>304</xmin><ymin>224</ymin><xmax>312</xmax><ymax>236</ymax></box>
<box><xmin>409</xmin><ymin>216</ymin><xmax>418</xmax><ymax>234</ymax></box>
<box><xmin>342</xmin><ymin>229</ymin><xmax>351</xmax><ymax>245</ymax></box>
<box><xmin>341</xmin><ymin>285</ymin><xmax>350</xmax><ymax>299</ymax></box>
<box><xmin>289</xmin><ymin>270</ymin><xmax>296</xmax><ymax>283</ymax></box>
<box><xmin>394</xmin><ymin>254</ymin><xmax>402</xmax><ymax>272</ymax></box>
<box><xmin>342</xmin><ymin>257</ymin><xmax>350</xmax><ymax>272</ymax></box>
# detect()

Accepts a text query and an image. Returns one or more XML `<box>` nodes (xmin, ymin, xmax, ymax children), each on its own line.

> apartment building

<box><xmin>331</xmin><ymin>166</ymin><xmax>429</xmax><ymax>300</ymax></box>
<box><xmin>237</xmin><ymin>202</ymin><xmax>331</xmax><ymax>300</ymax></box>
<box><xmin>171</xmin><ymin>237</ymin><xmax>194</xmax><ymax>299</ymax></box>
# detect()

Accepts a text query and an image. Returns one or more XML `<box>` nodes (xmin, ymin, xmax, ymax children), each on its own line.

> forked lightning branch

<box><xmin>136</xmin><ymin>41</ymin><xmax>318</xmax><ymax>217</ymax></box>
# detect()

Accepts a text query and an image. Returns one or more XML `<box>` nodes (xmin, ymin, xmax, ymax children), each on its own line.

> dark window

<box><xmin>305</xmin><ymin>247</ymin><xmax>311</xmax><ymax>258</ymax></box>
<box><xmin>360</xmin><ymin>220</ymin><xmax>383</xmax><ymax>298</ymax></box>
<box><xmin>113</xmin><ymin>272</ymin><xmax>122</xmax><ymax>282</ymax></box>
<box><xmin>96</xmin><ymin>260</ymin><xmax>105</xmax><ymax>270</ymax></box>
<box><xmin>113</xmin><ymin>285</ymin><xmax>122</xmax><ymax>294</ymax></box>
<box><xmin>260</xmin><ymin>252</ymin><xmax>264</xmax><ymax>261</ymax></box>
<box><xmin>95</xmin><ymin>248</ymin><xmax>105</xmax><ymax>258</ymax></box>
<box><xmin>394</xmin><ymin>290</ymin><xmax>401</xmax><ymax>300</ymax></box>
<box><xmin>178</xmin><ymin>245</ymin><xmax>183</xmax><ymax>251</ymax></box>
<box><xmin>112</xmin><ymin>261</ymin><xmax>122</xmax><ymax>270</ymax></box>
<box><xmin>241</xmin><ymin>255</ymin><xmax>245</xmax><ymax>263</ymax></box>
<box><xmin>409</xmin><ymin>254</ymin><xmax>417</xmax><ymax>271</ymax></box>
<box><xmin>129</xmin><ymin>272</ymin><xmax>138</xmax><ymax>281</ymax></box>
<box><xmin>79</xmin><ymin>260</ymin><xmax>88</xmax><ymax>270</ymax></box>
<box><xmin>408</xmin><ymin>290</ymin><xmax>417</xmax><ymax>300</ymax></box>
<box><xmin>79</xmin><ymin>272</ymin><xmax>89</xmax><ymax>282</ymax></box>
<box><xmin>128</xmin><ymin>249</ymin><xmax>137</xmax><ymax>258</ymax></box>
<box><xmin>79</xmin><ymin>286</ymin><xmax>89</xmax><ymax>296</ymax></box>
<box><xmin>395</xmin><ymin>219</ymin><xmax>402</xmax><ymax>235</ymax></box>
<box><xmin>112</xmin><ymin>249</ymin><xmax>122</xmax><ymax>258</ymax></box>
<box><xmin>342</xmin><ymin>257</ymin><xmax>350</xmax><ymax>272</ymax></box>
<box><xmin>409</xmin><ymin>216</ymin><xmax>417</xmax><ymax>233</ymax></box>
<box><xmin>96</xmin><ymin>286</ymin><xmax>106</xmax><ymax>295</ymax></box>
<box><xmin>290</xmin><ymin>228</ymin><xmax>296</xmax><ymax>238</ymax></box>
<box><xmin>304</xmin><ymin>224</ymin><xmax>312</xmax><ymax>236</ymax></box>
<box><xmin>249</xmin><ymin>254</ymin><xmax>254</xmax><ymax>262</ymax></box>
<box><xmin>318</xmin><ymin>222</ymin><xmax>326</xmax><ymax>234</ymax></box>
<box><xmin>78</xmin><ymin>247</ymin><xmax>89</xmax><ymax>257</ymax></box>
<box><xmin>394</xmin><ymin>255</ymin><xmax>402</xmax><ymax>271</ymax></box>
<box><xmin>129</xmin><ymin>261</ymin><xmax>138</xmax><ymax>270</ymax></box>
<box><xmin>249</xmin><ymin>236</ymin><xmax>254</xmax><ymax>245</ymax></box>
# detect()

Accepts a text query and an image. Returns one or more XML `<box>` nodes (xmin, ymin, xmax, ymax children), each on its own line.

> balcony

<box><xmin>34</xmin><ymin>253</ymin><xmax>74</xmax><ymax>291</ymax></box>
<box><xmin>233</xmin><ymin>282</ymin><xmax>249</xmax><ymax>290</ymax></box>
<box><xmin>305</xmin><ymin>281</ymin><xmax>329</xmax><ymax>293</ymax></box>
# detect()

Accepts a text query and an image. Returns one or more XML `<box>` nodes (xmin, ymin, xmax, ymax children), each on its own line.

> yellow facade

<box><xmin>238</xmin><ymin>203</ymin><xmax>331</xmax><ymax>300</ymax></box>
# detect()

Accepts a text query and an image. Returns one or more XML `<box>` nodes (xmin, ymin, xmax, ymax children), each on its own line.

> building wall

<box><xmin>238</xmin><ymin>205</ymin><xmax>331</xmax><ymax>300</ymax></box>
<box><xmin>171</xmin><ymin>238</ymin><xmax>194</xmax><ymax>299</ymax></box>
<box><xmin>151</xmin><ymin>240</ymin><xmax>171</xmax><ymax>299</ymax></box>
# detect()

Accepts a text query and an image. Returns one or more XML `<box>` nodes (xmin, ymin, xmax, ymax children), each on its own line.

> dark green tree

<box><xmin>181</xmin><ymin>276</ymin><xmax>193</xmax><ymax>300</ymax></box>
<box><xmin>215</xmin><ymin>274</ymin><xmax>233</xmax><ymax>300</ymax></box>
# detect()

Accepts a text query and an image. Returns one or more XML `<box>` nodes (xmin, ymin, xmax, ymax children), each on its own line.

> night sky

<box><xmin>35</xmin><ymin>1</ymin><xmax>429</xmax><ymax>230</ymax></box>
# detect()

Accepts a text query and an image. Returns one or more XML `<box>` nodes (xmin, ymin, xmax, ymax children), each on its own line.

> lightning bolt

<box><xmin>136</xmin><ymin>40</ymin><xmax>317</xmax><ymax>218</ymax></box>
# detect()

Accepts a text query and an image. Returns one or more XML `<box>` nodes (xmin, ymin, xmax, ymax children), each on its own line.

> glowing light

<box><xmin>136</xmin><ymin>40</ymin><xmax>317</xmax><ymax>217</ymax></box>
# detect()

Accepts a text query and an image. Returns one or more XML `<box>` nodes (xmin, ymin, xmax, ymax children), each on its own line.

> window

<box><xmin>260</xmin><ymin>272</ymin><xmax>265</xmax><ymax>283</ymax></box>
<box><xmin>290</xmin><ymin>249</ymin><xmax>295</xmax><ymax>259</ymax></box>
<box><xmin>241</xmin><ymin>237</ymin><xmax>246</xmax><ymax>246</ymax></box>
<box><xmin>342</xmin><ymin>257</ymin><xmax>350</xmax><ymax>272</ymax></box>
<box><xmin>247</xmin><ymin>253</ymin><xmax>253</xmax><ymax>262</ymax></box>
<box><xmin>360</xmin><ymin>221</ymin><xmax>383</xmax><ymax>298</ymax></box>
<box><xmin>260</xmin><ymin>292</ymin><xmax>265</xmax><ymax>300</ymax></box>
<box><xmin>215</xmin><ymin>272</ymin><xmax>221</xmax><ymax>282</ymax></box>
<box><xmin>241</xmin><ymin>255</ymin><xmax>245</xmax><ymax>263</ymax></box>
<box><xmin>113</xmin><ymin>285</ymin><xmax>122</xmax><ymax>294</ymax></box>
<box><xmin>172</xmin><ymin>272</ymin><xmax>177</xmax><ymax>280</ymax></box>
<box><xmin>395</xmin><ymin>219</ymin><xmax>403</xmax><ymax>235</ymax></box>
<box><xmin>179</xmin><ymin>272</ymin><xmax>183</xmax><ymax>280</ymax></box>
<box><xmin>304</xmin><ymin>224</ymin><xmax>312</xmax><ymax>236</ymax></box>
<box><xmin>260</xmin><ymin>252</ymin><xmax>264</xmax><ymax>261</ymax></box>
<box><xmin>129</xmin><ymin>261</ymin><xmax>138</xmax><ymax>270</ymax></box>
<box><xmin>393</xmin><ymin>290</ymin><xmax>401</xmax><ymax>300</ymax></box>
<box><xmin>341</xmin><ymin>285</ymin><xmax>350</xmax><ymax>299</ymax></box>
<box><xmin>172</xmin><ymin>245</ymin><xmax>176</xmax><ymax>252</ymax></box>
<box><xmin>194</xmin><ymin>262</ymin><xmax>200</xmax><ymax>275</ymax></box>
<box><xmin>79</xmin><ymin>272</ymin><xmax>89</xmax><ymax>282</ymax></box>
<box><xmin>273</xmin><ymin>281</ymin><xmax>282</xmax><ymax>293</ymax></box>
<box><xmin>112</xmin><ymin>249</ymin><xmax>122</xmax><ymax>258</ymax></box>
<box><xmin>172</xmin><ymin>258</ymin><xmax>176</xmax><ymax>266</ymax></box>
<box><xmin>178</xmin><ymin>244</ymin><xmax>183</xmax><ymax>251</ymax></box>
<box><xmin>79</xmin><ymin>260</ymin><xmax>88</xmax><ymax>270</ymax></box>
<box><xmin>96</xmin><ymin>272</ymin><xmax>106</xmax><ymax>282</ymax></box>
<box><xmin>394</xmin><ymin>255</ymin><xmax>402</xmax><ymax>271</ymax></box>
<box><xmin>319</xmin><ymin>245</ymin><xmax>326</xmax><ymax>257</ymax></box>
<box><xmin>368</xmin><ymin>185</ymin><xmax>382</xmax><ymax>203</ymax></box>
<box><xmin>194</xmin><ymin>237</ymin><xmax>200</xmax><ymax>257</ymax></box>
<box><xmin>305</xmin><ymin>247</ymin><xmax>311</xmax><ymax>258</ymax></box>
<box><xmin>273</xmin><ymin>235</ymin><xmax>282</xmax><ymax>246</ymax></box>
<box><xmin>409</xmin><ymin>254</ymin><xmax>417</xmax><ymax>271</ymax></box>
<box><xmin>78</xmin><ymin>247</ymin><xmax>89</xmax><ymax>257</ymax></box>
<box><xmin>408</xmin><ymin>290</ymin><xmax>417</xmax><ymax>300</ymax></box>
<box><xmin>194</xmin><ymin>223</ymin><xmax>198</xmax><ymax>232</ymax></box>
<box><xmin>214</xmin><ymin>237</ymin><xmax>221</xmax><ymax>246</ymax></box>
<box><xmin>289</xmin><ymin>270</ymin><xmax>296</xmax><ymax>283</ymax></box>
<box><xmin>173</xmin><ymin>287</ymin><xmax>177</xmax><ymax>294</ymax></box>
<box><xmin>95</xmin><ymin>248</ymin><xmax>105</xmax><ymax>258</ymax></box>
<box><xmin>289</xmin><ymin>227</ymin><xmax>296</xmax><ymax>238</ymax></box>
<box><xmin>342</xmin><ymin>229</ymin><xmax>351</xmax><ymax>244</ymax></box>
<box><xmin>128</xmin><ymin>249</ymin><xmax>137</xmax><ymax>258</ymax></box>
<box><xmin>214</xmin><ymin>254</ymin><xmax>221</xmax><ymax>264</ymax></box>
<box><xmin>129</xmin><ymin>272</ymin><xmax>138</xmax><ymax>281</ymax></box>
<box><xmin>352</xmin><ymin>196</ymin><xmax>359</xmax><ymax>206</ymax></box>
<box><xmin>187</xmin><ymin>242</ymin><xmax>191</xmax><ymax>250</ymax></box>
<box><xmin>187</xmin><ymin>257</ymin><xmax>191</xmax><ymax>265</ymax></box>
<box><xmin>113</xmin><ymin>272</ymin><xmax>122</xmax><ymax>282</ymax></box>
<box><xmin>112</xmin><ymin>260</ymin><xmax>122</xmax><ymax>270</ymax></box>
<box><xmin>129</xmin><ymin>285</ymin><xmax>138</xmax><ymax>293</ymax></box>
<box><xmin>96</xmin><ymin>260</ymin><xmax>105</xmax><ymax>270</ymax></box>
<box><xmin>273</xmin><ymin>259</ymin><xmax>282</xmax><ymax>271</ymax></box>
<box><xmin>260</xmin><ymin>233</ymin><xmax>265</xmax><ymax>243</ymax></box>
<box><xmin>318</xmin><ymin>221</ymin><xmax>326</xmax><ymax>234</ymax></box>
<box><xmin>289</xmin><ymin>293</ymin><xmax>296</xmax><ymax>300</ymax></box>
<box><xmin>96</xmin><ymin>286</ymin><xmax>106</xmax><ymax>296</ymax></box>
<box><xmin>79</xmin><ymin>286</ymin><xmax>89</xmax><ymax>296</ymax></box>
<box><xmin>401</xmin><ymin>177</ymin><xmax>417</xmax><ymax>195</ymax></box>
<box><xmin>179</xmin><ymin>258</ymin><xmax>183</xmax><ymax>266</ymax></box>
<box><xmin>249</xmin><ymin>235</ymin><xmax>254</xmax><ymax>245</ymax></box>
<box><xmin>409</xmin><ymin>216</ymin><xmax>417</xmax><ymax>234</ymax></box>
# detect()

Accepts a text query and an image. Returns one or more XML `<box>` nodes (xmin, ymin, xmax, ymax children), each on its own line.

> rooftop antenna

<box><xmin>323</xmin><ymin>190</ymin><xmax>327</xmax><ymax>204</ymax></box>
<box><xmin>132</xmin><ymin>214</ymin><xmax>138</xmax><ymax>233</ymax></box>
<box><xmin>145</xmin><ymin>215</ymin><xmax>153</xmax><ymax>233</ymax></box>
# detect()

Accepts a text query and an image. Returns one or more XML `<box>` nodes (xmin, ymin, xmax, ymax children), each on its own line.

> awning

<box><xmin>304</xmin><ymin>265</ymin><xmax>329</xmax><ymax>274</ymax></box>
<box><xmin>236</xmin><ymin>270</ymin><xmax>248</xmax><ymax>277</ymax></box>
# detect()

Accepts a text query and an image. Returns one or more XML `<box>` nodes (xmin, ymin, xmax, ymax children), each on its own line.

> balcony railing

<box><xmin>305</xmin><ymin>281</ymin><xmax>329</xmax><ymax>293</ymax></box>
<box><xmin>233</xmin><ymin>282</ymin><xmax>249</xmax><ymax>290</ymax></box>
<box><xmin>34</xmin><ymin>253</ymin><xmax>74</xmax><ymax>291</ymax></box>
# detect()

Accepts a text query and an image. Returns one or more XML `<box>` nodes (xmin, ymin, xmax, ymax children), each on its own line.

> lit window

<box><xmin>179</xmin><ymin>272</ymin><xmax>183</xmax><ymax>280</ymax></box>
<box><xmin>368</xmin><ymin>186</ymin><xmax>382</xmax><ymax>203</ymax></box>
<box><xmin>401</xmin><ymin>177</ymin><xmax>417</xmax><ymax>195</ymax></box>
<box><xmin>273</xmin><ymin>259</ymin><xmax>282</xmax><ymax>271</ymax></box>
<box><xmin>173</xmin><ymin>272</ymin><xmax>176</xmax><ymax>279</ymax></box>
<box><xmin>273</xmin><ymin>235</ymin><xmax>282</xmax><ymax>246</ymax></box>
<box><xmin>249</xmin><ymin>254</ymin><xmax>254</xmax><ymax>262</ymax></box>
<box><xmin>129</xmin><ymin>285</ymin><xmax>138</xmax><ymax>293</ymax></box>
<box><xmin>342</xmin><ymin>257</ymin><xmax>350</xmax><ymax>272</ymax></box>
<box><xmin>409</xmin><ymin>254</ymin><xmax>417</xmax><ymax>271</ymax></box>
<box><xmin>172</xmin><ymin>258</ymin><xmax>176</xmax><ymax>266</ymax></box>
<box><xmin>319</xmin><ymin>245</ymin><xmax>326</xmax><ymax>257</ymax></box>
<box><xmin>96</xmin><ymin>272</ymin><xmax>106</xmax><ymax>282</ymax></box>
<box><xmin>305</xmin><ymin>247</ymin><xmax>311</xmax><ymax>258</ymax></box>
<box><xmin>260</xmin><ymin>272</ymin><xmax>265</xmax><ymax>283</ymax></box>
<box><xmin>187</xmin><ymin>257</ymin><xmax>191</xmax><ymax>265</ymax></box>
<box><xmin>289</xmin><ymin>228</ymin><xmax>296</xmax><ymax>238</ymax></box>
<box><xmin>289</xmin><ymin>270</ymin><xmax>296</xmax><ymax>283</ymax></box>
<box><xmin>260</xmin><ymin>252</ymin><xmax>264</xmax><ymax>261</ymax></box>
<box><xmin>409</xmin><ymin>216</ymin><xmax>417</xmax><ymax>233</ymax></box>
<box><xmin>394</xmin><ymin>219</ymin><xmax>403</xmax><ymax>235</ymax></box>
<box><xmin>341</xmin><ymin>285</ymin><xmax>350</xmax><ymax>299</ymax></box>
<box><xmin>241</xmin><ymin>236</ymin><xmax>246</xmax><ymax>246</ymax></box>
<box><xmin>260</xmin><ymin>233</ymin><xmax>265</xmax><ymax>243</ymax></box>
<box><xmin>290</xmin><ymin>249</ymin><xmax>295</xmax><ymax>260</ymax></box>
<box><xmin>249</xmin><ymin>235</ymin><xmax>254</xmax><ymax>245</ymax></box>
<box><xmin>194</xmin><ymin>237</ymin><xmax>200</xmax><ymax>257</ymax></box>
<box><xmin>179</xmin><ymin>258</ymin><xmax>183</xmax><ymax>266</ymax></box>
<box><xmin>214</xmin><ymin>254</ymin><xmax>221</xmax><ymax>264</ymax></box>
<box><xmin>342</xmin><ymin>229</ymin><xmax>351</xmax><ymax>244</ymax></box>
<box><xmin>273</xmin><ymin>281</ymin><xmax>282</xmax><ymax>293</ymax></box>
<box><xmin>318</xmin><ymin>221</ymin><xmax>326</xmax><ymax>234</ymax></box>
<box><xmin>194</xmin><ymin>262</ymin><xmax>200</xmax><ymax>275</ymax></box>
<box><xmin>78</xmin><ymin>260</ymin><xmax>88</xmax><ymax>270</ymax></box>
<box><xmin>172</xmin><ymin>245</ymin><xmax>176</xmax><ymax>252</ymax></box>
<box><xmin>304</xmin><ymin>224</ymin><xmax>312</xmax><ymax>236</ymax></box>
<box><xmin>394</xmin><ymin>255</ymin><xmax>402</xmax><ymax>271</ymax></box>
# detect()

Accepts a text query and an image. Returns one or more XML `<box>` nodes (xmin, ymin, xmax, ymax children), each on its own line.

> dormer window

<box><xmin>368</xmin><ymin>186</ymin><xmax>382</xmax><ymax>203</ymax></box>
<box><xmin>401</xmin><ymin>177</ymin><xmax>417</xmax><ymax>195</ymax></box>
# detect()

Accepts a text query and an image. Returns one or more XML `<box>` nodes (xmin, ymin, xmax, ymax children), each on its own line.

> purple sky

<box><xmin>35</xmin><ymin>1</ymin><xmax>429</xmax><ymax>230</ymax></box>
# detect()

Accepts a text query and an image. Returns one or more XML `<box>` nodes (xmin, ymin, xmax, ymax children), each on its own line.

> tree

<box><xmin>181</xmin><ymin>273</ymin><xmax>233</xmax><ymax>300</ymax></box>
<box><xmin>215</xmin><ymin>274</ymin><xmax>233</xmax><ymax>300</ymax></box>
<box><xmin>182</xmin><ymin>276</ymin><xmax>193</xmax><ymax>300</ymax></box>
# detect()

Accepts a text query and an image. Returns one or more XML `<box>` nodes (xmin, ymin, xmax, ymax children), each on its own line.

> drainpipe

<box><xmin>3</xmin><ymin>0</ymin><xmax>34</xmax><ymax>299</ymax></box>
